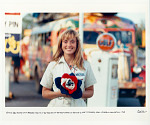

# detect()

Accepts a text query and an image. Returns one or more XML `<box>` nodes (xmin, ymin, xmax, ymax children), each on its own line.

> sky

<box><xmin>117</xmin><ymin>12</ymin><xmax>145</xmax><ymax>25</ymax></box>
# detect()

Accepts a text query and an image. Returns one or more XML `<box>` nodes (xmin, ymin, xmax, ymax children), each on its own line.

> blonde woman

<box><xmin>40</xmin><ymin>29</ymin><xmax>96</xmax><ymax>107</ymax></box>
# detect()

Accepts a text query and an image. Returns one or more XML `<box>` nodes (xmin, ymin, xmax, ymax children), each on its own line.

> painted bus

<box><xmin>27</xmin><ymin>13</ymin><xmax>136</xmax><ymax>93</ymax></box>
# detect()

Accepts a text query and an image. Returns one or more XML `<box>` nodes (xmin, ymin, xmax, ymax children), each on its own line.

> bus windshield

<box><xmin>108</xmin><ymin>31</ymin><xmax>132</xmax><ymax>44</ymax></box>
<box><xmin>83</xmin><ymin>31</ymin><xmax>132</xmax><ymax>45</ymax></box>
<box><xmin>84</xmin><ymin>31</ymin><xmax>100</xmax><ymax>44</ymax></box>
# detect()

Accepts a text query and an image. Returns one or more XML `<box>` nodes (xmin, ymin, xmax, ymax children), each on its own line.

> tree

<box><xmin>135</xmin><ymin>20</ymin><xmax>145</xmax><ymax>46</ymax></box>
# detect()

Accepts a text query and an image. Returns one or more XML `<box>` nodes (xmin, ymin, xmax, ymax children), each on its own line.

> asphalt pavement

<box><xmin>5</xmin><ymin>72</ymin><xmax>50</xmax><ymax>107</ymax></box>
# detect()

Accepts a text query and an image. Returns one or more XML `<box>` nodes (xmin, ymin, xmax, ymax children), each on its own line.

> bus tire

<box><xmin>34</xmin><ymin>67</ymin><xmax>42</xmax><ymax>94</ymax></box>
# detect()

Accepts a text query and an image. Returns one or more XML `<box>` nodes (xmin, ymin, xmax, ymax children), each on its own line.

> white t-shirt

<box><xmin>40</xmin><ymin>56</ymin><xmax>96</xmax><ymax>107</ymax></box>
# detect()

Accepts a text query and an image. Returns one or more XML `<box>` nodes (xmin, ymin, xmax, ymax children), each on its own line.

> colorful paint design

<box><xmin>83</xmin><ymin>15</ymin><xmax>135</xmax><ymax>30</ymax></box>
<box><xmin>5</xmin><ymin>34</ymin><xmax>20</xmax><ymax>56</ymax></box>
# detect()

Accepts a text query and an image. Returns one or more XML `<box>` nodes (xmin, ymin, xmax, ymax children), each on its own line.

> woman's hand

<box><xmin>57</xmin><ymin>90</ymin><xmax>71</xmax><ymax>98</ymax></box>
<box><xmin>42</xmin><ymin>87</ymin><xmax>71</xmax><ymax>100</ymax></box>
<box><xmin>82</xmin><ymin>85</ymin><xmax>94</xmax><ymax>99</ymax></box>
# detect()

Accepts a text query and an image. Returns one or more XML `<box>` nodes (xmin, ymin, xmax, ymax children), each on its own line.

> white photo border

<box><xmin>0</xmin><ymin>0</ymin><xmax>149</xmax><ymax>124</ymax></box>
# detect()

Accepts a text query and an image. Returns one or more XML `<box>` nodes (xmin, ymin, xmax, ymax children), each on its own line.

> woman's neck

<box><xmin>64</xmin><ymin>54</ymin><xmax>74</xmax><ymax>65</ymax></box>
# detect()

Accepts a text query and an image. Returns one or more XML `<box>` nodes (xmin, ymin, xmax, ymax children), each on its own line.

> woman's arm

<box><xmin>82</xmin><ymin>85</ymin><xmax>94</xmax><ymax>99</ymax></box>
<box><xmin>42</xmin><ymin>87</ymin><xmax>70</xmax><ymax>100</ymax></box>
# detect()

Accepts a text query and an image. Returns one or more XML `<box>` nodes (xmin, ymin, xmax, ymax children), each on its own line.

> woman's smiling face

<box><xmin>62</xmin><ymin>36</ymin><xmax>77</xmax><ymax>56</ymax></box>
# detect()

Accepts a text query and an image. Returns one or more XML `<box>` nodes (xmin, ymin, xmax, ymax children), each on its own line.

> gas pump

<box><xmin>87</xmin><ymin>33</ymin><xmax>120</xmax><ymax>107</ymax></box>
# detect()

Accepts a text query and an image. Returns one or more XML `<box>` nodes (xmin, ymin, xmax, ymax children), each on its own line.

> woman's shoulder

<box><xmin>47</xmin><ymin>61</ymin><xmax>57</xmax><ymax>69</ymax></box>
<box><xmin>48</xmin><ymin>60</ymin><xmax>57</xmax><ymax>65</ymax></box>
<box><xmin>83</xmin><ymin>60</ymin><xmax>91</xmax><ymax>68</ymax></box>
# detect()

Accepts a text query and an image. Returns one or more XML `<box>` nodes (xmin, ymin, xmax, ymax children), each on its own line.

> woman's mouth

<box><xmin>66</xmin><ymin>48</ymin><xmax>73</xmax><ymax>51</ymax></box>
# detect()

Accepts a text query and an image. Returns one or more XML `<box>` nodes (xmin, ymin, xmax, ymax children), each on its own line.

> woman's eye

<box><xmin>71</xmin><ymin>40</ymin><xmax>75</xmax><ymax>43</ymax></box>
<box><xmin>64</xmin><ymin>40</ymin><xmax>67</xmax><ymax>43</ymax></box>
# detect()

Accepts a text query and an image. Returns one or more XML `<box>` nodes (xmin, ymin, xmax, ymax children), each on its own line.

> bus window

<box><xmin>121</xmin><ymin>31</ymin><xmax>132</xmax><ymax>44</ymax></box>
<box><xmin>109</xmin><ymin>31</ymin><xmax>132</xmax><ymax>45</ymax></box>
<box><xmin>31</xmin><ymin>35</ymin><xmax>36</xmax><ymax>46</ymax></box>
<box><xmin>31</xmin><ymin>34</ymin><xmax>37</xmax><ymax>47</ymax></box>
<box><xmin>84</xmin><ymin>31</ymin><xmax>100</xmax><ymax>44</ymax></box>
<box><xmin>37</xmin><ymin>34</ymin><xmax>42</xmax><ymax>48</ymax></box>
<box><xmin>46</xmin><ymin>32</ymin><xmax>51</xmax><ymax>46</ymax></box>
<box><xmin>35</xmin><ymin>34</ymin><xmax>38</xmax><ymax>47</ymax></box>
<box><xmin>42</xmin><ymin>33</ymin><xmax>45</xmax><ymax>45</ymax></box>
<box><xmin>127</xmin><ymin>31</ymin><xmax>132</xmax><ymax>43</ymax></box>
<box><xmin>114</xmin><ymin>32</ymin><xmax>121</xmax><ymax>42</ymax></box>
<box><xmin>30</xmin><ymin>35</ymin><xmax>33</xmax><ymax>46</ymax></box>
<box><xmin>109</xmin><ymin>31</ymin><xmax>121</xmax><ymax>45</ymax></box>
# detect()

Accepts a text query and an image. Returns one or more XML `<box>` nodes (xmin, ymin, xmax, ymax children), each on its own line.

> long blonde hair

<box><xmin>52</xmin><ymin>29</ymin><xmax>85</xmax><ymax>70</ymax></box>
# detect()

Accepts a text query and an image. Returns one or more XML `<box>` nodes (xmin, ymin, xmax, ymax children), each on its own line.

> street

<box><xmin>5</xmin><ymin>71</ymin><xmax>50</xmax><ymax>107</ymax></box>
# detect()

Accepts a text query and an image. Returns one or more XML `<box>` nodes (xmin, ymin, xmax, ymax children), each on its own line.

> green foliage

<box><xmin>135</xmin><ymin>20</ymin><xmax>145</xmax><ymax>46</ymax></box>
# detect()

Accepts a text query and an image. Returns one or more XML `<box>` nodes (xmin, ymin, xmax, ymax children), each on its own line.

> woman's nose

<box><xmin>67</xmin><ymin>42</ymin><xmax>71</xmax><ymax>46</ymax></box>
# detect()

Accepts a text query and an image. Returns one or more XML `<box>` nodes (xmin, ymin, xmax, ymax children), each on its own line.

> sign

<box><xmin>96</xmin><ymin>33</ymin><xmax>116</xmax><ymax>52</ymax></box>
<box><xmin>5</xmin><ymin>34</ymin><xmax>21</xmax><ymax>56</ymax></box>
<box><xmin>5</xmin><ymin>13</ymin><xmax>22</xmax><ymax>57</ymax></box>
<box><xmin>5</xmin><ymin>13</ymin><xmax>22</xmax><ymax>34</ymax></box>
